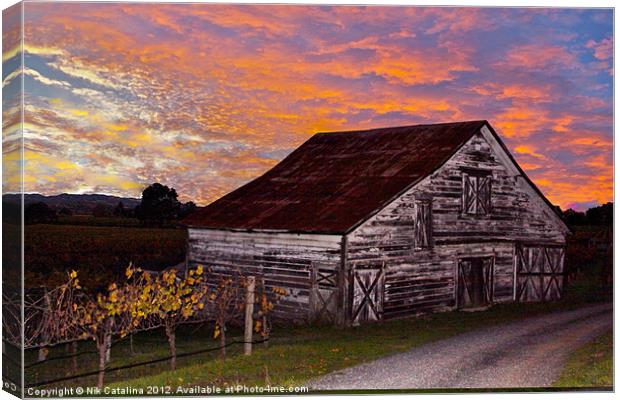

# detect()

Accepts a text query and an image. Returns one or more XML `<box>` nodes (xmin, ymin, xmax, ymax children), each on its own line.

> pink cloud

<box><xmin>587</xmin><ymin>37</ymin><xmax>612</xmax><ymax>60</ymax></box>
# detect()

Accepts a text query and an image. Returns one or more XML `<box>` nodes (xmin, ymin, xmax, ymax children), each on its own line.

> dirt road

<box><xmin>309</xmin><ymin>303</ymin><xmax>612</xmax><ymax>390</ymax></box>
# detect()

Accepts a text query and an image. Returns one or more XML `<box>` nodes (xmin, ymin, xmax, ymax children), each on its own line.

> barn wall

<box><xmin>347</xmin><ymin>130</ymin><xmax>567</xmax><ymax>319</ymax></box>
<box><xmin>187</xmin><ymin>228</ymin><xmax>342</xmax><ymax>323</ymax></box>
<box><xmin>378</xmin><ymin>242</ymin><xmax>515</xmax><ymax>319</ymax></box>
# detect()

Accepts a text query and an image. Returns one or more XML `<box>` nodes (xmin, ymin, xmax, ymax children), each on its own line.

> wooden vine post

<box><xmin>244</xmin><ymin>276</ymin><xmax>255</xmax><ymax>356</ymax></box>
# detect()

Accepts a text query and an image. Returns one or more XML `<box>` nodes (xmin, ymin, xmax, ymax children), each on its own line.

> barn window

<box><xmin>414</xmin><ymin>199</ymin><xmax>432</xmax><ymax>249</ymax></box>
<box><xmin>462</xmin><ymin>171</ymin><xmax>492</xmax><ymax>215</ymax></box>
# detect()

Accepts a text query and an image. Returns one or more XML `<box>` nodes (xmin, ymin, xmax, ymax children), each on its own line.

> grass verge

<box><xmin>109</xmin><ymin>299</ymin><xmax>604</xmax><ymax>392</ymax></box>
<box><xmin>555</xmin><ymin>330</ymin><xmax>613</xmax><ymax>389</ymax></box>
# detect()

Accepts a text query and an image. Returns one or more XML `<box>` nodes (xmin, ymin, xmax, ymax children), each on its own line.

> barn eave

<box><xmin>184</xmin><ymin>224</ymin><xmax>345</xmax><ymax>236</ymax></box>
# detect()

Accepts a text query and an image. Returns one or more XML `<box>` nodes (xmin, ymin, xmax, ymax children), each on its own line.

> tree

<box><xmin>562</xmin><ymin>208</ymin><xmax>587</xmax><ymax>226</ymax></box>
<box><xmin>178</xmin><ymin>201</ymin><xmax>197</xmax><ymax>219</ymax></box>
<box><xmin>92</xmin><ymin>203</ymin><xmax>113</xmax><ymax>218</ymax></box>
<box><xmin>2</xmin><ymin>201</ymin><xmax>21</xmax><ymax>224</ymax></box>
<box><xmin>58</xmin><ymin>207</ymin><xmax>73</xmax><ymax>217</ymax></box>
<box><xmin>586</xmin><ymin>202</ymin><xmax>613</xmax><ymax>226</ymax></box>
<box><xmin>254</xmin><ymin>283</ymin><xmax>287</xmax><ymax>345</ymax></box>
<box><xmin>135</xmin><ymin>183</ymin><xmax>181</xmax><ymax>224</ymax></box>
<box><xmin>132</xmin><ymin>266</ymin><xmax>209</xmax><ymax>370</ymax></box>
<box><xmin>113</xmin><ymin>201</ymin><xmax>126</xmax><ymax>218</ymax></box>
<box><xmin>561</xmin><ymin>203</ymin><xmax>614</xmax><ymax>227</ymax></box>
<box><xmin>212</xmin><ymin>274</ymin><xmax>244</xmax><ymax>359</ymax></box>
<box><xmin>74</xmin><ymin>281</ymin><xmax>122</xmax><ymax>388</ymax></box>
<box><xmin>71</xmin><ymin>267</ymin><xmax>150</xmax><ymax>388</ymax></box>
<box><xmin>25</xmin><ymin>202</ymin><xmax>57</xmax><ymax>224</ymax></box>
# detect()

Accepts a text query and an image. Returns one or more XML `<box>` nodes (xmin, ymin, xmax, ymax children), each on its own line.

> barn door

<box><xmin>457</xmin><ymin>257</ymin><xmax>493</xmax><ymax>309</ymax></box>
<box><xmin>350</xmin><ymin>265</ymin><xmax>385</xmax><ymax>325</ymax></box>
<box><xmin>309</xmin><ymin>264</ymin><xmax>339</xmax><ymax>323</ymax></box>
<box><xmin>516</xmin><ymin>244</ymin><xmax>565</xmax><ymax>302</ymax></box>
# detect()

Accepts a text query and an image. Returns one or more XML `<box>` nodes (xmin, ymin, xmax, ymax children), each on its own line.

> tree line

<box><xmin>22</xmin><ymin>183</ymin><xmax>197</xmax><ymax>225</ymax></box>
<box><xmin>556</xmin><ymin>202</ymin><xmax>613</xmax><ymax>227</ymax></box>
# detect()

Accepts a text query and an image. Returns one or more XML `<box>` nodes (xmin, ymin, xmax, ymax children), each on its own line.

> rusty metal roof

<box><xmin>184</xmin><ymin>120</ymin><xmax>488</xmax><ymax>233</ymax></box>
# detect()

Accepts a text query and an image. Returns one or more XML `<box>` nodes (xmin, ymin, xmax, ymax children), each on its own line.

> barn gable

<box><xmin>478</xmin><ymin>124</ymin><xmax>569</xmax><ymax>236</ymax></box>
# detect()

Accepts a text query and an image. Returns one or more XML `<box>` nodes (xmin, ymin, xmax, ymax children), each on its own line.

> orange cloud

<box><xmin>502</xmin><ymin>43</ymin><xmax>577</xmax><ymax>70</ymax></box>
<box><xmin>8</xmin><ymin>4</ymin><xmax>612</xmax><ymax>210</ymax></box>
<box><xmin>513</xmin><ymin>145</ymin><xmax>547</xmax><ymax>160</ymax></box>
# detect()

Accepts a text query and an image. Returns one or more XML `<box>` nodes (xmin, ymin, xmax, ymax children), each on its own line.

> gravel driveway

<box><xmin>309</xmin><ymin>303</ymin><xmax>613</xmax><ymax>390</ymax></box>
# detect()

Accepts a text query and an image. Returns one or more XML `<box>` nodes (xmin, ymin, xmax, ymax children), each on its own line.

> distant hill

<box><xmin>2</xmin><ymin>193</ymin><xmax>141</xmax><ymax>215</ymax></box>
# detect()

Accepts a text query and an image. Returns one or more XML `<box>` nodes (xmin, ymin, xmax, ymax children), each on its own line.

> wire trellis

<box><xmin>2</xmin><ymin>268</ymin><xmax>271</xmax><ymax>351</ymax></box>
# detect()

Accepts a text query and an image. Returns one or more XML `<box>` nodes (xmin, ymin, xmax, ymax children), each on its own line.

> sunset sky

<box><xmin>2</xmin><ymin>4</ymin><xmax>613</xmax><ymax>210</ymax></box>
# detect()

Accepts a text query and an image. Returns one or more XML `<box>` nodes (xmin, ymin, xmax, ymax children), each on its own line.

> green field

<box><xmin>555</xmin><ymin>330</ymin><xmax>613</xmax><ymax>388</ymax></box>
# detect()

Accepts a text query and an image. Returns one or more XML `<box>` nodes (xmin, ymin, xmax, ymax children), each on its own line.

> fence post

<box><xmin>244</xmin><ymin>276</ymin><xmax>255</xmax><ymax>356</ymax></box>
<box><xmin>308</xmin><ymin>264</ymin><xmax>317</xmax><ymax>324</ymax></box>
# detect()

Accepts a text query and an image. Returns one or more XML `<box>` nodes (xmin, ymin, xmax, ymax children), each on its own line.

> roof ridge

<box><xmin>315</xmin><ymin>119</ymin><xmax>487</xmax><ymax>136</ymax></box>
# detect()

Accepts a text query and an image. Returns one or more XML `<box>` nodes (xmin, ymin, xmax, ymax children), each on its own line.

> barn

<box><xmin>183</xmin><ymin>120</ymin><xmax>570</xmax><ymax>326</ymax></box>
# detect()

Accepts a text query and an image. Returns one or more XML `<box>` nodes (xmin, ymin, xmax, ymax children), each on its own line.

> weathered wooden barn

<box><xmin>184</xmin><ymin>120</ymin><xmax>570</xmax><ymax>326</ymax></box>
